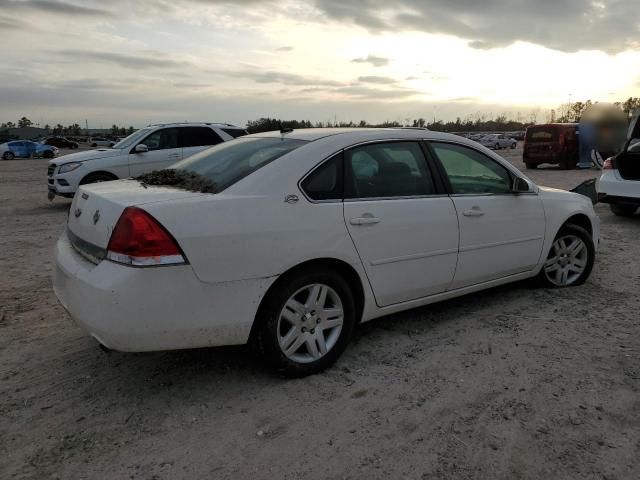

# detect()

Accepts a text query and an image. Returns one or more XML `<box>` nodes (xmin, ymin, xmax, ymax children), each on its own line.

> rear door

<box><xmin>342</xmin><ymin>141</ymin><xmax>459</xmax><ymax>307</ymax></box>
<box><xmin>179</xmin><ymin>126</ymin><xmax>225</xmax><ymax>159</ymax></box>
<box><xmin>429</xmin><ymin>141</ymin><xmax>545</xmax><ymax>289</ymax></box>
<box><xmin>128</xmin><ymin>127</ymin><xmax>181</xmax><ymax>176</ymax></box>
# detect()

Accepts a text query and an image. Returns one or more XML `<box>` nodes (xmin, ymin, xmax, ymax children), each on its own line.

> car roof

<box><xmin>247</xmin><ymin>127</ymin><xmax>464</xmax><ymax>143</ymax></box>
<box><xmin>145</xmin><ymin>122</ymin><xmax>244</xmax><ymax>129</ymax></box>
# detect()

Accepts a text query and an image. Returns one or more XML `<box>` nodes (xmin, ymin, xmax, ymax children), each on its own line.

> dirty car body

<box><xmin>53</xmin><ymin>128</ymin><xmax>599</xmax><ymax>373</ymax></box>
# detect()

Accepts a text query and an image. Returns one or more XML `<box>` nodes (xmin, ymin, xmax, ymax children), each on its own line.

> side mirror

<box><xmin>512</xmin><ymin>177</ymin><xmax>532</xmax><ymax>193</ymax></box>
<box><xmin>135</xmin><ymin>144</ymin><xmax>148</xmax><ymax>153</ymax></box>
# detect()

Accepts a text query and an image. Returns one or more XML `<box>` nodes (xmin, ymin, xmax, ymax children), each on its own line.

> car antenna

<box><xmin>280</xmin><ymin>126</ymin><xmax>293</xmax><ymax>139</ymax></box>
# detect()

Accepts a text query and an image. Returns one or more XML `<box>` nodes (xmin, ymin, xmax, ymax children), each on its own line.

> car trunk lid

<box><xmin>67</xmin><ymin>179</ymin><xmax>206</xmax><ymax>261</ymax></box>
<box><xmin>616</xmin><ymin>113</ymin><xmax>640</xmax><ymax>180</ymax></box>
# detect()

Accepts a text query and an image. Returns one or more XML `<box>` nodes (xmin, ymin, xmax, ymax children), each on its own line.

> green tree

<box><xmin>18</xmin><ymin>116</ymin><xmax>33</xmax><ymax>128</ymax></box>
<box><xmin>127</xmin><ymin>126</ymin><xmax>135</xmax><ymax>135</ymax></box>
<box><xmin>3</xmin><ymin>121</ymin><xmax>16</xmax><ymax>128</ymax></box>
<box><xmin>111</xmin><ymin>124</ymin><xmax>120</xmax><ymax>136</ymax></box>
<box><xmin>44</xmin><ymin>124</ymin><xmax>51</xmax><ymax>132</ymax></box>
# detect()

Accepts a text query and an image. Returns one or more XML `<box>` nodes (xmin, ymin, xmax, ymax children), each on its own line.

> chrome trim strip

<box><xmin>459</xmin><ymin>235</ymin><xmax>543</xmax><ymax>253</ymax></box>
<box><xmin>371</xmin><ymin>248</ymin><xmax>459</xmax><ymax>266</ymax></box>
<box><xmin>67</xmin><ymin>227</ymin><xmax>105</xmax><ymax>265</ymax></box>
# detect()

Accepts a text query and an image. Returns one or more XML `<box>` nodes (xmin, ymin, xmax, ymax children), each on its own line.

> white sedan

<box><xmin>478</xmin><ymin>134</ymin><xmax>517</xmax><ymax>150</ymax></box>
<box><xmin>53</xmin><ymin>128</ymin><xmax>599</xmax><ymax>376</ymax></box>
<box><xmin>597</xmin><ymin>114</ymin><xmax>640</xmax><ymax>217</ymax></box>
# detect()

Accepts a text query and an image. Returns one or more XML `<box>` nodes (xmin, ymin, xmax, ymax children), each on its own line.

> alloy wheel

<box><xmin>544</xmin><ymin>235</ymin><xmax>588</xmax><ymax>286</ymax></box>
<box><xmin>277</xmin><ymin>283</ymin><xmax>344</xmax><ymax>364</ymax></box>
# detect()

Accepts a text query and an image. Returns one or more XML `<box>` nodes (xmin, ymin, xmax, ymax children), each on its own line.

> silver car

<box><xmin>479</xmin><ymin>134</ymin><xmax>517</xmax><ymax>150</ymax></box>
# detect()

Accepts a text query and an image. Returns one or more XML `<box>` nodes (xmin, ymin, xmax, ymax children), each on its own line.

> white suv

<box><xmin>598</xmin><ymin>114</ymin><xmax>640</xmax><ymax>217</ymax></box>
<box><xmin>47</xmin><ymin>122</ymin><xmax>247</xmax><ymax>199</ymax></box>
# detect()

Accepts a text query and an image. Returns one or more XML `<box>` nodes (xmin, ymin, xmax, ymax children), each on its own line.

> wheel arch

<box><xmin>562</xmin><ymin>213</ymin><xmax>593</xmax><ymax>236</ymax></box>
<box><xmin>249</xmin><ymin>257</ymin><xmax>366</xmax><ymax>341</ymax></box>
<box><xmin>79</xmin><ymin>170</ymin><xmax>119</xmax><ymax>185</ymax></box>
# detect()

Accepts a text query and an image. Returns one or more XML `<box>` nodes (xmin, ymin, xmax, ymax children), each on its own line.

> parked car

<box><xmin>1</xmin><ymin>141</ymin><xmax>57</xmax><ymax>160</ymax></box>
<box><xmin>478</xmin><ymin>134</ymin><xmax>517</xmax><ymax>150</ymax></box>
<box><xmin>48</xmin><ymin>122</ymin><xmax>248</xmax><ymax>199</ymax></box>
<box><xmin>53</xmin><ymin>128</ymin><xmax>599</xmax><ymax>376</ymax></box>
<box><xmin>88</xmin><ymin>137</ymin><xmax>115</xmax><ymax>148</ymax></box>
<box><xmin>597</xmin><ymin>113</ymin><xmax>640</xmax><ymax>216</ymax></box>
<box><xmin>45</xmin><ymin>137</ymin><xmax>79</xmax><ymax>149</ymax></box>
<box><xmin>523</xmin><ymin>123</ymin><xmax>579</xmax><ymax>170</ymax></box>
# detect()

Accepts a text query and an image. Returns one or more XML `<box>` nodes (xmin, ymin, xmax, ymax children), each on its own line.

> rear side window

<box><xmin>344</xmin><ymin>142</ymin><xmax>435</xmax><ymax>199</ymax></box>
<box><xmin>180</xmin><ymin>127</ymin><xmax>224</xmax><ymax>147</ymax></box>
<box><xmin>174</xmin><ymin>137</ymin><xmax>307</xmax><ymax>192</ymax></box>
<box><xmin>301</xmin><ymin>154</ymin><xmax>343</xmax><ymax>201</ymax></box>
<box><xmin>431</xmin><ymin>142</ymin><xmax>512</xmax><ymax>194</ymax></box>
<box><xmin>221</xmin><ymin>128</ymin><xmax>248</xmax><ymax>139</ymax></box>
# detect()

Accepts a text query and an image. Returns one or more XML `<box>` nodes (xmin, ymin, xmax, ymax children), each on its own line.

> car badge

<box><xmin>284</xmin><ymin>194</ymin><xmax>299</xmax><ymax>204</ymax></box>
<box><xmin>74</xmin><ymin>208</ymin><xmax>82</xmax><ymax>218</ymax></box>
<box><xmin>81</xmin><ymin>193</ymin><xmax>89</xmax><ymax>200</ymax></box>
<box><xmin>93</xmin><ymin>210</ymin><xmax>100</xmax><ymax>225</ymax></box>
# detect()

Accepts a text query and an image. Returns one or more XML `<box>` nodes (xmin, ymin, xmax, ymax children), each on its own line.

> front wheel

<box><xmin>511</xmin><ymin>142</ymin><xmax>517</xmax><ymax>149</ymax></box>
<box><xmin>253</xmin><ymin>268</ymin><xmax>356</xmax><ymax>377</ymax></box>
<box><xmin>79</xmin><ymin>172</ymin><xmax>117</xmax><ymax>185</ymax></box>
<box><xmin>2</xmin><ymin>151</ymin><xmax>15</xmax><ymax>160</ymax></box>
<box><xmin>537</xmin><ymin>224</ymin><xmax>595</xmax><ymax>288</ymax></box>
<box><xmin>610</xmin><ymin>204</ymin><xmax>638</xmax><ymax>217</ymax></box>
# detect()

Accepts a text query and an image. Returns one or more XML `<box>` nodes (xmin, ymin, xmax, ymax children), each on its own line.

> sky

<box><xmin>1</xmin><ymin>0</ymin><xmax>639</xmax><ymax>128</ymax></box>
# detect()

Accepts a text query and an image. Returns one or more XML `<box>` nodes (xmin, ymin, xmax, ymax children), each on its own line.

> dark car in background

<box><xmin>44</xmin><ymin>137</ymin><xmax>79</xmax><ymax>149</ymax></box>
<box><xmin>523</xmin><ymin>123</ymin><xmax>579</xmax><ymax>170</ymax></box>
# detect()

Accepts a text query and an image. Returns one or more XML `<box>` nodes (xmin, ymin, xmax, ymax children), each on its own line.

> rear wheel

<box><xmin>79</xmin><ymin>172</ymin><xmax>117</xmax><ymax>185</ymax></box>
<box><xmin>610</xmin><ymin>204</ymin><xmax>638</xmax><ymax>217</ymax></box>
<box><xmin>2</xmin><ymin>151</ymin><xmax>14</xmax><ymax>160</ymax></box>
<box><xmin>525</xmin><ymin>162</ymin><xmax>537</xmax><ymax>169</ymax></box>
<box><xmin>537</xmin><ymin>224</ymin><xmax>594</xmax><ymax>288</ymax></box>
<box><xmin>253</xmin><ymin>268</ymin><xmax>356</xmax><ymax>377</ymax></box>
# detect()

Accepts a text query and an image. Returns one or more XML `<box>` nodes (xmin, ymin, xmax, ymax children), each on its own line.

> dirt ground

<box><xmin>1</xmin><ymin>146</ymin><xmax>638</xmax><ymax>479</ymax></box>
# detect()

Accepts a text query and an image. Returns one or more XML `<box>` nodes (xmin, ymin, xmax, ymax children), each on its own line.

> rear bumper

<box><xmin>597</xmin><ymin>171</ymin><xmax>640</xmax><ymax>205</ymax></box>
<box><xmin>53</xmin><ymin>231</ymin><xmax>274</xmax><ymax>352</ymax></box>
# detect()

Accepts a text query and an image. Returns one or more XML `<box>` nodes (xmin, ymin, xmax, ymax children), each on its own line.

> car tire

<box><xmin>610</xmin><ymin>204</ymin><xmax>638</xmax><ymax>217</ymax></box>
<box><xmin>536</xmin><ymin>223</ymin><xmax>595</xmax><ymax>288</ymax></box>
<box><xmin>511</xmin><ymin>142</ymin><xmax>517</xmax><ymax>149</ymax></box>
<box><xmin>2</xmin><ymin>151</ymin><xmax>15</xmax><ymax>160</ymax></box>
<box><xmin>252</xmin><ymin>267</ymin><xmax>357</xmax><ymax>377</ymax></box>
<box><xmin>43</xmin><ymin>150</ymin><xmax>54</xmax><ymax>159</ymax></box>
<box><xmin>79</xmin><ymin>172</ymin><xmax>118</xmax><ymax>185</ymax></box>
<box><xmin>72</xmin><ymin>144</ymin><xmax>78</xmax><ymax>149</ymax></box>
<box><xmin>494</xmin><ymin>143</ymin><xmax>500</xmax><ymax>150</ymax></box>
<box><xmin>91</xmin><ymin>143</ymin><xmax>97</xmax><ymax>148</ymax></box>
<box><xmin>525</xmin><ymin>162</ymin><xmax>537</xmax><ymax>169</ymax></box>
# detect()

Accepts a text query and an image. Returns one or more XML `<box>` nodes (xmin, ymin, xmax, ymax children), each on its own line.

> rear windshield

<box><xmin>526</xmin><ymin>127</ymin><xmax>558</xmax><ymax>142</ymax></box>
<box><xmin>221</xmin><ymin>128</ymin><xmax>249</xmax><ymax>139</ymax></box>
<box><xmin>173</xmin><ymin>137</ymin><xmax>307</xmax><ymax>192</ymax></box>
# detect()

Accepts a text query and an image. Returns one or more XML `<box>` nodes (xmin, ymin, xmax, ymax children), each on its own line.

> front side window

<box><xmin>180</xmin><ymin>127</ymin><xmax>223</xmax><ymax>148</ymax></box>
<box><xmin>174</xmin><ymin>137</ymin><xmax>307</xmax><ymax>192</ymax></box>
<box><xmin>142</xmin><ymin>128</ymin><xmax>179</xmax><ymax>151</ymax></box>
<box><xmin>431</xmin><ymin>142</ymin><xmax>512</xmax><ymax>195</ymax></box>
<box><xmin>344</xmin><ymin>142</ymin><xmax>435</xmax><ymax>199</ymax></box>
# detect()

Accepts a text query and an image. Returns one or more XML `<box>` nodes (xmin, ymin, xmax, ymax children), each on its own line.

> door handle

<box><xmin>462</xmin><ymin>207</ymin><xmax>485</xmax><ymax>217</ymax></box>
<box><xmin>350</xmin><ymin>216</ymin><xmax>381</xmax><ymax>225</ymax></box>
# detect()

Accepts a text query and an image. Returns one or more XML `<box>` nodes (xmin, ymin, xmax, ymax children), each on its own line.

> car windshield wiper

<box><xmin>135</xmin><ymin>169</ymin><xmax>218</xmax><ymax>193</ymax></box>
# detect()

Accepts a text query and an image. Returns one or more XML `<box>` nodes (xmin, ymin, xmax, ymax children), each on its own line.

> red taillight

<box><xmin>602</xmin><ymin>158</ymin><xmax>615</xmax><ymax>170</ymax></box>
<box><xmin>106</xmin><ymin>207</ymin><xmax>186</xmax><ymax>266</ymax></box>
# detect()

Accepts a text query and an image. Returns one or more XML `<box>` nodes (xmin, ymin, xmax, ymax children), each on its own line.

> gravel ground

<box><xmin>1</xmin><ymin>146</ymin><xmax>639</xmax><ymax>479</ymax></box>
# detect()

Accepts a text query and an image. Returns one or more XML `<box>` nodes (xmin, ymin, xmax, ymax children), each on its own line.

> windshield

<box><xmin>112</xmin><ymin>128</ymin><xmax>152</xmax><ymax>149</ymax></box>
<box><xmin>172</xmin><ymin>137</ymin><xmax>307</xmax><ymax>192</ymax></box>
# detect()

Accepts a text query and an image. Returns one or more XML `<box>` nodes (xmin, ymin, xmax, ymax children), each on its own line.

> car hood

<box><xmin>48</xmin><ymin>148</ymin><xmax>124</xmax><ymax>165</ymax></box>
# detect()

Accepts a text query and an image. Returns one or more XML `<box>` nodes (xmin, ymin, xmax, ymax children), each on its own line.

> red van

<box><xmin>523</xmin><ymin>123</ymin><xmax>579</xmax><ymax>170</ymax></box>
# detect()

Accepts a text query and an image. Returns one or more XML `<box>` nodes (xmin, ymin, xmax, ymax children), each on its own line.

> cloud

<box><xmin>335</xmin><ymin>85</ymin><xmax>420</xmax><ymax>100</ymax></box>
<box><xmin>358</xmin><ymin>75</ymin><xmax>397</xmax><ymax>84</ymax></box>
<box><xmin>350</xmin><ymin>55</ymin><xmax>389</xmax><ymax>67</ymax></box>
<box><xmin>218</xmin><ymin>69</ymin><xmax>346</xmax><ymax>87</ymax></box>
<box><xmin>276</xmin><ymin>46</ymin><xmax>294</xmax><ymax>51</ymax></box>
<box><xmin>314</xmin><ymin>0</ymin><xmax>640</xmax><ymax>53</ymax></box>
<box><xmin>0</xmin><ymin>0</ymin><xmax>112</xmax><ymax>16</ymax></box>
<box><xmin>0</xmin><ymin>15</ymin><xmax>32</xmax><ymax>29</ymax></box>
<box><xmin>55</xmin><ymin>50</ymin><xmax>187</xmax><ymax>69</ymax></box>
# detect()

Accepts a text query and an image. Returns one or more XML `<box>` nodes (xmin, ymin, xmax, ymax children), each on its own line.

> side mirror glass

<box><xmin>135</xmin><ymin>144</ymin><xmax>148</xmax><ymax>153</ymax></box>
<box><xmin>513</xmin><ymin>177</ymin><xmax>532</xmax><ymax>193</ymax></box>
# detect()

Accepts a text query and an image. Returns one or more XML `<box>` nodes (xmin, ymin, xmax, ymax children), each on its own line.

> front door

<box><xmin>342</xmin><ymin>141</ymin><xmax>459</xmax><ymax>307</ymax></box>
<box><xmin>429</xmin><ymin>141</ymin><xmax>545</xmax><ymax>289</ymax></box>
<box><xmin>128</xmin><ymin>127</ymin><xmax>182</xmax><ymax>177</ymax></box>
